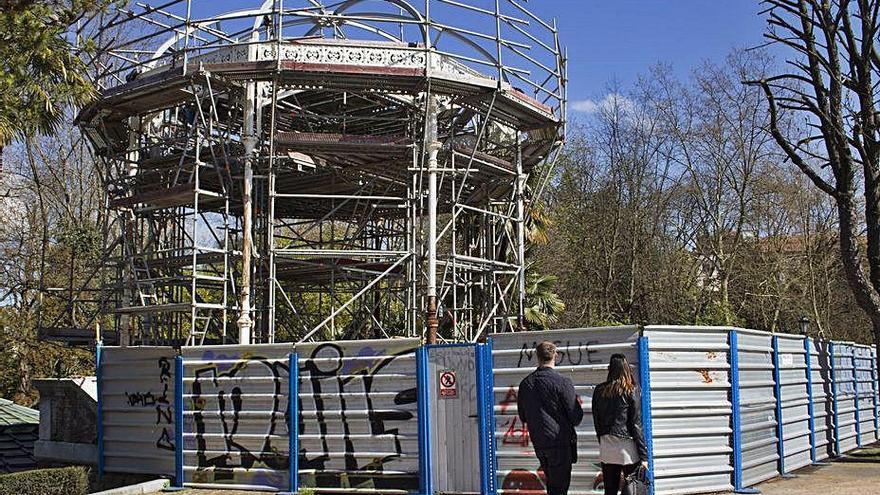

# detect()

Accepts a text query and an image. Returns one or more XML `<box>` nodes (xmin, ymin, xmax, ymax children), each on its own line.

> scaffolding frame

<box><xmin>42</xmin><ymin>0</ymin><xmax>566</xmax><ymax>346</ymax></box>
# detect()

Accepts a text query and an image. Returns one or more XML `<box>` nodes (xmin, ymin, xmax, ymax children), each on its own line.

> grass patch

<box><xmin>0</xmin><ymin>466</ymin><xmax>89</xmax><ymax>495</ymax></box>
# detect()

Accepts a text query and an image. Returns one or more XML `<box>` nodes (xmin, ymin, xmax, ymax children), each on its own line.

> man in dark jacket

<box><xmin>517</xmin><ymin>341</ymin><xmax>584</xmax><ymax>495</ymax></box>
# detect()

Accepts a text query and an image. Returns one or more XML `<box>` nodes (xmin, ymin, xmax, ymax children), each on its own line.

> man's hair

<box><xmin>536</xmin><ymin>341</ymin><xmax>557</xmax><ymax>364</ymax></box>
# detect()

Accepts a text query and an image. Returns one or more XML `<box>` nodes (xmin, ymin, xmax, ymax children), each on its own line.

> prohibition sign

<box><xmin>439</xmin><ymin>369</ymin><xmax>458</xmax><ymax>398</ymax></box>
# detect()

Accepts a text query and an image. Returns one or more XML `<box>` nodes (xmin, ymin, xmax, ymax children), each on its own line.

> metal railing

<box><xmin>79</xmin><ymin>0</ymin><xmax>565</xmax><ymax>118</ymax></box>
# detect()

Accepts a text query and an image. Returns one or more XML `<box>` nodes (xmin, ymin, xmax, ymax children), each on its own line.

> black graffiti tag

<box><xmin>124</xmin><ymin>357</ymin><xmax>175</xmax><ymax>452</ymax></box>
<box><xmin>190</xmin><ymin>356</ymin><xmax>289</xmax><ymax>482</ymax></box>
<box><xmin>299</xmin><ymin>343</ymin><xmax>417</xmax><ymax>491</ymax></box>
<box><xmin>516</xmin><ymin>340</ymin><xmax>600</xmax><ymax>367</ymax></box>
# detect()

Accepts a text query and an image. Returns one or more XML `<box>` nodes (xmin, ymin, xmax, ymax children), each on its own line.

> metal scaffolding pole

<box><xmin>238</xmin><ymin>80</ymin><xmax>257</xmax><ymax>345</ymax></box>
<box><xmin>50</xmin><ymin>0</ymin><xmax>565</xmax><ymax>347</ymax></box>
<box><xmin>425</xmin><ymin>95</ymin><xmax>440</xmax><ymax>344</ymax></box>
<box><xmin>516</xmin><ymin>136</ymin><xmax>526</xmax><ymax>331</ymax></box>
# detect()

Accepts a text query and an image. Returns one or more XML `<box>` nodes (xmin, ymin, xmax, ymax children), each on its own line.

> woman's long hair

<box><xmin>600</xmin><ymin>353</ymin><xmax>635</xmax><ymax>397</ymax></box>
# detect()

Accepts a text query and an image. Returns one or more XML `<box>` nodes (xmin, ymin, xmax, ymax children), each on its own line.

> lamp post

<box><xmin>799</xmin><ymin>316</ymin><xmax>811</xmax><ymax>336</ymax></box>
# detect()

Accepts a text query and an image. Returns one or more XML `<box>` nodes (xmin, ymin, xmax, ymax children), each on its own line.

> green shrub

<box><xmin>0</xmin><ymin>466</ymin><xmax>89</xmax><ymax>495</ymax></box>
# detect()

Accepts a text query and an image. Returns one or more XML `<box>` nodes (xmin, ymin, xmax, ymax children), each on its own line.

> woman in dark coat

<box><xmin>591</xmin><ymin>353</ymin><xmax>648</xmax><ymax>495</ymax></box>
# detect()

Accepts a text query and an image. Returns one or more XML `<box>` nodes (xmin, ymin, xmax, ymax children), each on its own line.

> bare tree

<box><xmin>750</xmin><ymin>0</ymin><xmax>880</xmax><ymax>364</ymax></box>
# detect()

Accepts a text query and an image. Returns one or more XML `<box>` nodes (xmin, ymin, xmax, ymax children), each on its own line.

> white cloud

<box><xmin>571</xmin><ymin>99</ymin><xmax>599</xmax><ymax>113</ymax></box>
<box><xmin>570</xmin><ymin>93</ymin><xmax>635</xmax><ymax>114</ymax></box>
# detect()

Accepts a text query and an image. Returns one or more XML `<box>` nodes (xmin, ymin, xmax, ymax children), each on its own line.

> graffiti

<box><xmin>299</xmin><ymin>342</ymin><xmax>418</xmax><ymax>491</ymax></box>
<box><xmin>517</xmin><ymin>340</ymin><xmax>600</xmax><ymax>367</ymax></box>
<box><xmin>499</xmin><ymin>466</ymin><xmax>604</xmax><ymax>495</ymax></box>
<box><xmin>498</xmin><ymin>387</ymin><xmax>529</xmax><ymax>447</ymax></box>
<box><xmin>500</xmin><ymin>469</ymin><xmax>544</xmax><ymax>494</ymax></box>
<box><xmin>124</xmin><ymin>356</ymin><xmax>175</xmax><ymax>452</ymax></box>
<box><xmin>125</xmin><ymin>391</ymin><xmax>158</xmax><ymax>406</ymax></box>
<box><xmin>188</xmin><ymin>351</ymin><xmax>289</xmax><ymax>487</ymax></box>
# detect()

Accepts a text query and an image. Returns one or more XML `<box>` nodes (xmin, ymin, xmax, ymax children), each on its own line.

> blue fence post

<box><xmin>637</xmin><ymin>336</ymin><xmax>655</xmax><ymax>495</ymax></box>
<box><xmin>804</xmin><ymin>337</ymin><xmax>818</xmax><ymax>464</ymax></box>
<box><xmin>476</xmin><ymin>344</ymin><xmax>491</xmax><ymax>495</ymax></box>
<box><xmin>96</xmin><ymin>343</ymin><xmax>104</xmax><ymax>478</ymax></box>
<box><xmin>871</xmin><ymin>347</ymin><xmax>880</xmax><ymax>439</ymax></box>
<box><xmin>487</xmin><ymin>338</ymin><xmax>497</xmax><ymax>495</ymax></box>
<box><xmin>416</xmin><ymin>346</ymin><xmax>433</xmax><ymax>495</ymax></box>
<box><xmin>771</xmin><ymin>336</ymin><xmax>786</xmax><ymax>475</ymax></box>
<box><xmin>729</xmin><ymin>330</ymin><xmax>760</xmax><ymax>494</ymax></box>
<box><xmin>852</xmin><ymin>349</ymin><xmax>861</xmax><ymax>448</ymax></box>
<box><xmin>174</xmin><ymin>355</ymin><xmax>184</xmax><ymax>488</ymax></box>
<box><xmin>288</xmin><ymin>352</ymin><xmax>299</xmax><ymax>494</ymax></box>
<box><xmin>830</xmin><ymin>343</ymin><xmax>840</xmax><ymax>457</ymax></box>
<box><xmin>476</xmin><ymin>340</ymin><xmax>497</xmax><ymax>495</ymax></box>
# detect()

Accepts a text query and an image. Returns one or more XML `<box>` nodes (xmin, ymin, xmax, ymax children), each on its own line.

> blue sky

<box><xmin>199</xmin><ymin>0</ymin><xmax>770</xmax><ymax>114</ymax></box>
<box><xmin>544</xmin><ymin>1</ymin><xmax>770</xmax><ymax>114</ymax></box>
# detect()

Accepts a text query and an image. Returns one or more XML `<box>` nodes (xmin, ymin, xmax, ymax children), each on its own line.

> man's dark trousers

<box><xmin>536</xmin><ymin>445</ymin><xmax>573</xmax><ymax>495</ymax></box>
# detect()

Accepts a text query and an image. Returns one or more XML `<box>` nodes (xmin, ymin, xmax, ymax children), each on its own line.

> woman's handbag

<box><xmin>624</xmin><ymin>465</ymin><xmax>650</xmax><ymax>495</ymax></box>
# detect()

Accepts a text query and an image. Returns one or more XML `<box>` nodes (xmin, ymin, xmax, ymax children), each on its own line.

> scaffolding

<box><xmin>39</xmin><ymin>0</ymin><xmax>566</xmax><ymax>346</ymax></box>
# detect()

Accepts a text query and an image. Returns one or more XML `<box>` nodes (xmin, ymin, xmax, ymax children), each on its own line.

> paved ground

<box><xmin>141</xmin><ymin>446</ymin><xmax>880</xmax><ymax>495</ymax></box>
<box><xmin>754</xmin><ymin>445</ymin><xmax>880</xmax><ymax>495</ymax></box>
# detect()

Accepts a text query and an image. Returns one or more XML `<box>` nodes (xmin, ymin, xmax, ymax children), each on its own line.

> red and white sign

<box><xmin>439</xmin><ymin>370</ymin><xmax>457</xmax><ymax>398</ymax></box>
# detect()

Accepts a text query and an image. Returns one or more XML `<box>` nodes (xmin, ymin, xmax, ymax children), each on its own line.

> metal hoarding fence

<box><xmin>831</xmin><ymin>342</ymin><xmax>859</xmax><ymax>454</ymax></box>
<box><xmin>99</xmin><ymin>346</ymin><xmax>178</xmax><ymax>477</ymax></box>
<box><xmin>180</xmin><ymin>343</ymin><xmax>293</xmax><ymax>491</ymax></box>
<box><xmin>853</xmin><ymin>344</ymin><xmax>877</xmax><ymax>446</ymax></box>
<box><xmin>733</xmin><ymin>329</ymin><xmax>779</xmax><ymax>487</ymax></box>
<box><xmin>296</xmin><ymin>338</ymin><xmax>420</xmax><ymax>494</ymax></box>
<box><xmin>95</xmin><ymin>329</ymin><xmax>880</xmax><ymax>495</ymax></box>
<box><xmin>874</xmin><ymin>347</ymin><xmax>880</xmax><ymax>440</ymax></box>
<box><xmin>806</xmin><ymin>338</ymin><xmax>832</xmax><ymax>462</ymax></box>
<box><xmin>772</xmin><ymin>334</ymin><xmax>812</xmax><ymax>473</ymax></box>
<box><xmin>643</xmin><ymin>326</ymin><xmax>733</xmax><ymax>495</ymax></box>
<box><xmin>816</xmin><ymin>339</ymin><xmax>837</xmax><ymax>459</ymax></box>
<box><xmin>490</xmin><ymin>326</ymin><xmax>641</xmax><ymax>495</ymax></box>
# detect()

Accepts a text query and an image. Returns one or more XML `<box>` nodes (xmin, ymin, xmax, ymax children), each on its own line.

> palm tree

<box><xmin>523</xmin><ymin>270</ymin><xmax>565</xmax><ymax>330</ymax></box>
<box><xmin>0</xmin><ymin>0</ymin><xmax>100</xmax><ymax>167</ymax></box>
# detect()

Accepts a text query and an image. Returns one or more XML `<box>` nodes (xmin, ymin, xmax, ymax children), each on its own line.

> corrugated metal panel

<box><xmin>873</xmin><ymin>347</ymin><xmax>880</xmax><ymax>441</ymax></box>
<box><xmin>853</xmin><ymin>344</ymin><xmax>876</xmax><ymax>446</ymax></box>
<box><xmin>644</xmin><ymin>326</ymin><xmax>733</xmax><ymax>495</ymax></box>
<box><xmin>734</xmin><ymin>329</ymin><xmax>779</xmax><ymax>487</ymax></box>
<box><xmin>297</xmin><ymin>338</ymin><xmax>419</xmax><ymax>494</ymax></box>
<box><xmin>426</xmin><ymin>345</ymin><xmax>481</xmax><ymax>494</ymax></box>
<box><xmin>773</xmin><ymin>334</ymin><xmax>812</xmax><ymax>472</ymax></box>
<box><xmin>831</xmin><ymin>342</ymin><xmax>859</xmax><ymax>454</ymax></box>
<box><xmin>491</xmin><ymin>326</ymin><xmax>640</xmax><ymax>495</ymax></box>
<box><xmin>808</xmin><ymin>339</ymin><xmax>832</xmax><ymax>461</ymax></box>
<box><xmin>101</xmin><ymin>346</ymin><xmax>178</xmax><ymax>476</ymax></box>
<box><xmin>180</xmin><ymin>344</ymin><xmax>292</xmax><ymax>491</ymax></box>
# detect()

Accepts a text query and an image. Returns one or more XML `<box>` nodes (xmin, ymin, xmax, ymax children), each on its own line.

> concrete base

<box><xmin>90</xmin><ymin>479</ymin><xmax>169</xmax><ymax>495</ymax></box>
<box><xmin>34</xmin><ymin>440</ymin><xmax>97</xmax><ymax>465</ymax></box>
